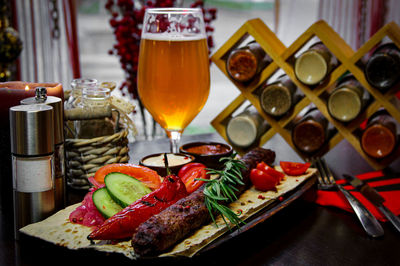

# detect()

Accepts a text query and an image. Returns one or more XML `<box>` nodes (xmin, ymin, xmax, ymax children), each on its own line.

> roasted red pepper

<box><xmin>88</xmin><ymin>174</ymin><xmax>187</xmax><ymax>240</ymax></box>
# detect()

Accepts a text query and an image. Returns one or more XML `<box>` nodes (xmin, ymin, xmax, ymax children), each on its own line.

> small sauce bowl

<box><xmin>179</xmin><ymin>142</ymin><xmax>233</xmax><ymax>169</ymax></box>
<box><xmin>139</xmin><ymin>153</ymin><xmax>195</xmax><ymax>177</ymax></box>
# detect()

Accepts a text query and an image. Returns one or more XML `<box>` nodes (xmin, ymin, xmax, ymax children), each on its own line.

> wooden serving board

<box><xmin>20</xmin><ymin>168</ymin><xmax>316</xmax><ymax>259</ymax></box>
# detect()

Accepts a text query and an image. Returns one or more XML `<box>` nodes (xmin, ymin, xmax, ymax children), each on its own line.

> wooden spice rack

<box><xmin>211</xmin><ymin>19</ymin><xmax>400</xmax><ymax>169</ymax></box>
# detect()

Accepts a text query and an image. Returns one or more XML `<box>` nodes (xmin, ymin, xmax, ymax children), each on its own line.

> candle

<box><xmin>0</xmin><ymin>82</ymin><xmax>63</xmax><ymax>120</ymax></box>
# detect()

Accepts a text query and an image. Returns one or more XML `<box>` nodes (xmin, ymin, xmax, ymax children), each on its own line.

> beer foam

<box><xmin>142</xmin><ymin>32</ymin><xmax>206</xmax><ymax>41</ymax></box>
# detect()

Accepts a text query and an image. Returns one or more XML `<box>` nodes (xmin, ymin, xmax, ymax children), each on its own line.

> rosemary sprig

<box><xmin>199</xmin><ymin>155</ymin><xmax>247</xmax><ymax>229</ymax></box>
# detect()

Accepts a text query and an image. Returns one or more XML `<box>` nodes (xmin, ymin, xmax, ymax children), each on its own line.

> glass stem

<box><xmin>168</xmin><ymin>130</ymin><xmax>182</xmax><ymax>153</ymax></box>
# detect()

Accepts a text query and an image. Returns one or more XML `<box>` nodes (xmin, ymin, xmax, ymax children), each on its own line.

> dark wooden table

<box><xmin>1</xmin><ymin>133</ymin><xmax>399</xmax><ymax>266</ymax></box>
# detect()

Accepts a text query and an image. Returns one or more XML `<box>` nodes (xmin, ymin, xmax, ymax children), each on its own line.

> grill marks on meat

<box><xmin>132</xmin><ymin>188</ymin><xmax>209</xmax><ymax>256</ymax></box>
<box><xmin>131</xmin><ymin>147</ymin><xmax>276</xmax><ymax>256</ymax></box>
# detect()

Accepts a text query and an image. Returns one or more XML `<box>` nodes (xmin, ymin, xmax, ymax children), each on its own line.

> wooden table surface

<box><xmin>1</xmin><ymin>133</ymin><xmax>399</xmax><ymax>266</ymax></box>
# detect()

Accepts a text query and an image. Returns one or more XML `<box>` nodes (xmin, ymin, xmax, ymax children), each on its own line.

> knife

<box><xmin>343</xmin><ymin>174</ymin><xmax>400</xmax><ymax>233</ymax></box>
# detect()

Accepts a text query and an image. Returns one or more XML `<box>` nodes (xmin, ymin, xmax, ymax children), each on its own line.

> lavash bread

<box><xmin>20</xmin><ymin>167</ymin><xmax>316</xmax><ymax>259</ymax></box>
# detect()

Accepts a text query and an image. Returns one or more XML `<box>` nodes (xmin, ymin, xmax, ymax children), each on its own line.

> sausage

<box><xmin>131</xmin><ymin>147</ymin><xmax>275</xmax><ymax>256</ymax></box>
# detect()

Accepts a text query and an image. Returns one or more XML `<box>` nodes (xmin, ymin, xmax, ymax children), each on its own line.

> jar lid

<box><xmin>260</xmin><ymin>84</ymin><xmax>292</xmax><ymax>117</ymax></box>
<box><xmin>226</xmin><ymin>49</ymin><xmax>258</xmax><ymax>82</ymax></box>
<box><xmin>21</xmin><ymin>94</ymin><xmax>64</xmax><ymax>145</ymax></box>
<box><xmin>295</xmin><ymin>50</ymin><xmax>328</xmax><ymax>85</ymax></box>
<box><xmin>365</xmin><ymin>53</ymin><xmax>400</xmax><ymax>90</ymax></box>
<box><xmin>361</xmin><ymin>124</ymin><xmax>396</xmax><ymax>158</ymax></box>
<box><xmin>226</xmin><ymin>116</ymin><xmax>257</xmax><ymax>148</ymax></box>
<box><xmin>328</xmin><ymin>87</ymin><xmax>362</xmax><ymax>122</ymax></box>
<box><xmin>292</xmin><ymin>119</ymin><xmax>325</xmax><ymax>153</ymax></box>
<box><xmin>10</xmin><ymin>104</ymin><xmax>54</xmax><ymax>155</ymax></box>
<box><xmin>71</xmin><ymin>78</ymin><xmax>98</xmax><ymax>90</ymax></box>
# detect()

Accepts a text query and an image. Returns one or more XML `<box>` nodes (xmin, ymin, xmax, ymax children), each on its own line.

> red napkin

<box><xmin>315</xmin><ymin>170</ymin><xmax>400</xmax><ymax>222</ymax></box>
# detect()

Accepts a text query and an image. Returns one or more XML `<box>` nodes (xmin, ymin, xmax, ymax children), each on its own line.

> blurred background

<box><xmin>6</xmin><ymin>0</ymin><xmax>400</xmax><ymax>140</ymax></box>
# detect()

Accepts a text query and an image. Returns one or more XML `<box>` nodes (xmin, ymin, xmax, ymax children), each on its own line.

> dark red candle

<box><xmin>0</xmin><ymin>82</ymin><xmax>63</xmax><ymax>119</ymax></box>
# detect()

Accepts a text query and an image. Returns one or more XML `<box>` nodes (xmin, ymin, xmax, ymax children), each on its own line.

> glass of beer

<box><xmin>138</xmin><ymin>8</ymin><xmax>210</xmax><ymax>152</ymax></box>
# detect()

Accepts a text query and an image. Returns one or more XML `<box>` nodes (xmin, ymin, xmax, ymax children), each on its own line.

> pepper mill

<box><xmin>10</xmin><ymin>104</ymin><xmax>55</xmax><ymax>239</ymax></box>
<box><xmin>21</xmin><ymin>87</ymin><xmax>66</xmax><ymax>210</ymax></box>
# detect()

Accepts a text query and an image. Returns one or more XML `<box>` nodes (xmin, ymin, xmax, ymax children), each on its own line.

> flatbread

<box><xmin>20</xmin><ymin>167</ymin><xmax>316</xmax><ymax>259</ymax></box>
<box><xmin>19</xmin><ymin>204</ymin><xmax>135</xmax><ymax>259</ymax></box>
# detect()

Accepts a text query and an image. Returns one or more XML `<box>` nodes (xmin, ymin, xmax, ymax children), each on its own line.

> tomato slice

<box><xmin>94</xmin><ymin>163</ymin><xmax>161</xmax><ymax>190</ymax></box>
<box><xmin>178</xmin><ymin>163</ymin><xmax>209</xmax><ymax>193</ymax></box>
<box><xmin>256</xmin><ymin>162</ymin><xmax>285</xmax><ymax>181</ymax></box>
<box><xmin>250</xmin><ymin>168</ymin><xmax>278</xmax><ymax>192</ymax></box>
<box><xmin>279</xmin><ymin>161</ymin><xmax>311</xmax><ymax>176</ymax></box>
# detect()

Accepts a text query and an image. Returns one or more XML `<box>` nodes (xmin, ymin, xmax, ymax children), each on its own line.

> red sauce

<box><xmin>185</xmin><ymin>144</ymin><xmax>230</xmax><ymax>155</ymax></box>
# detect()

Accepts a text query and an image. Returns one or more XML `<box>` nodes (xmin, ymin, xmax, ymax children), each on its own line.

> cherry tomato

<box><xmin>280</xmin><ymin>161</ymin><xmax>311</xmax><ymax>176</ymax></box>
<box><xmin>250</xmin><ymin>168</ymin><xmax>278</xmax><ymax>192</ymax></box>
<box><xmin>178</xmin><ymin>163</ymin><xmax>209</xmax><ymax>193</ymax></box>
<box><xmin>178</xmin><ymin>163</ymin><xmax>206</xmax><ymax>177</ymax></box>
<box><xmin>256</xmin><ymin>162</ymin><xmax>285</xmax><ymax>181</ymax></box>
<box><xmin>94</xmin><ymin>163</ymin><xmax>161</xmax><ymax>190</ymax></box>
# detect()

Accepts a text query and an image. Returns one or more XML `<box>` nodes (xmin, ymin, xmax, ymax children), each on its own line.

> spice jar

<box><xmin>64</xmin><ymin>78</ymin><xmax>97</xmax><ymax>110</ymax></box>
<box><xmin>259</xmin><ymin>74</ymin><xmax>298</xmax><ymax>117</ymax></box>
<box><xmin>328</xmin><ymin>75</ymin><xmax>370</xmax><ymax>122</ymax></box>
<box><xmin>74</xmin><ymin>86</ymin><xmax>114</xmax><ymax>138</ymax></box>
<box><xmin>292</xmin><ymin>107</ymin><xmax>328</xmax><ymax>154</ymax></box>
<box><xmin>361</xmin><ymin>110</ymin><xmax>398</xmax><ymax>159</ymax></box>
<box><xmin>294</xmin><ymin>42</ymin><xmax>338</xmax><ymax>86</ymax></box>
<box><xmin>10</xmin><ymin>104</ymin><xmax>55</xmax><ymax>239</ymax></box>
<box><xmin>226</xmin><ymin>105</ymin><xmax>268</xmax><ymax>148</ymax></box>
<box><xmin>226</xmin><ymin>41</ymin><xmax>272</xmax><ymax>83</ymax></box>
<box><xmin>64</xmin><ymin>78</ymin><xmax>98</xmax><ymax>139</ymax></box>
<box><xmin>65</xmin><ymin>85</ymin><xmax>118</xmax><ymax>189</ymax></box>
<box><xmin>364</xmin><ymin>43</ymin><xmax>400</xmax><ymax>90</ymax></box>
<box><xmin>21</xmin><ymin>87</ymin><xmax>65</xmax><ymax>210</ymax></box>
<box><xmin>64</xmin><ymin>85</ymin><xmax>114</xmax><ymax>138</ymax></box>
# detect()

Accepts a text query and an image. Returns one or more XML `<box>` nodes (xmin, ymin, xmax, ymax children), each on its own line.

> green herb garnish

<box><xmin>199</xmin><ymin>155</ymin><xmax>247</xmax><ymax>229</ymax></box>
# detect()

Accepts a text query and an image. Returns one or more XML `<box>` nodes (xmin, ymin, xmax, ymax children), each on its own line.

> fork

<box><xmin>312</xmin><ymin>157</ymin><xmax>384</xmax><ymax>238</ymax></box>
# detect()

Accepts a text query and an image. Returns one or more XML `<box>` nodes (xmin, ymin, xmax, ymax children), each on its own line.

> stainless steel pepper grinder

<box><xmin>21</xmin><ymin>87</ymin><xmax>66</xmax><ymax>210</ymax></box>
<box><xmin>10</xmin><ymin>104</ymin><xmax>55</xmax><ymax>239</ymax></box>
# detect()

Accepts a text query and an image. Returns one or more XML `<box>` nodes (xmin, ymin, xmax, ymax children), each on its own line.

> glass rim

<box><xmin>82</xmin><ymin>86</ymin><xmax>110</xmax><ymax>95</ymax></box>
<box><xmin>145</xmin><ymin>7</ymin><xmax>203</xmax><ymax>14</ymax></box>
<box><xmin>71</xmin><ymin>78</ymin><xmax>98</xmax><ymax>85</ymax></box>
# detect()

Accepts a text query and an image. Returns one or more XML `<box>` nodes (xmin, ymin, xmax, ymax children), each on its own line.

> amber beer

<box><xmin>138</xmin><ymin>36</ymin><xmax>210</xmax><ymax>132</ymax></box>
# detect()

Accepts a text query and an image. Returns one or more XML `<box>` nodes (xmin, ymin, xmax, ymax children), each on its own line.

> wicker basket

<box><xmin>65</xmin><ymin>128</ymin><xmax>130</xmax><ymax>190</ymax></box>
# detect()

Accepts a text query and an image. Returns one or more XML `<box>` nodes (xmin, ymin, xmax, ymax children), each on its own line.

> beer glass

<box><xmin>138</xmin><ymin>8</ymin><xmax>210</xmax><ymax>152</ymax></box>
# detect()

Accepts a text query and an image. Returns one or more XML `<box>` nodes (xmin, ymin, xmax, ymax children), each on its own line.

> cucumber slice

<box><xmin>105</xmin><ymin>172</ymin><xmax>152</xmax><ymax>207</ymax></box>
<box><xmin>92</xmin><ymin>187</ymin><xmax>123</xmax><ymax>218</ymax></box>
